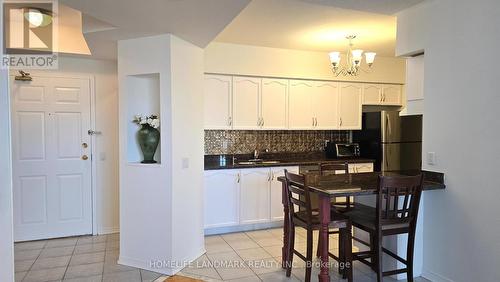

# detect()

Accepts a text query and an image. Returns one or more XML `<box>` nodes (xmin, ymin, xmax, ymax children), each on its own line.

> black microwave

<box><xmin>325</xmin><ymin>142</ymin><xmax>360</xmax><ymax>158</ymax></box>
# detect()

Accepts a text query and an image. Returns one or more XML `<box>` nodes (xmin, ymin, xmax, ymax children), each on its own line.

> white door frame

<box><xmin>10</xmin><ymin>70</ymin><xmax>98</xmax><ymax>236</ymax></box>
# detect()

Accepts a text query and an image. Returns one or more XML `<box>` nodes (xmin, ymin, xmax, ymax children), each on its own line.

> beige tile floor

<box><xmin>14</xmin><ymin>228</ymin><xmax>430</xmax><ymax>282</ymax></box>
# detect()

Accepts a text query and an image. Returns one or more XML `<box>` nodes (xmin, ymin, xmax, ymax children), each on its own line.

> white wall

<box><xmin>170</xmin><ymin>35</ymin><xmax>205</xmax><ymax>267</ymax></box>
<box><xmin>205</xmin><ymin>42</ymin><xmax>406</xmax><ymax>84</ymax></box>
<box><xmin>118</xmin><ymin>34</ymin><xmax>204</xmax><ymax>275</ymax></box>
<box><xmin>14</xmin><ymin>56</ymin><xmax>120</xmax><ymax>235</ymax></box>
<box><xmin>0</xmin><ymin>1</ymin><xmax>15</xmax><ymax>280</ymax></box>
<box><xmin>398</xmin><ymin>1</ymin><xmax>500</xmax><ymax>281</ymax></box>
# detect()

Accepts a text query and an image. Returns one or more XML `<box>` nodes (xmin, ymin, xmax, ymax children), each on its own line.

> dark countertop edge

<box><xmin>204</xmin><ymin>158</ymin><xmax>375</xmax><ymax>170</ymax></box>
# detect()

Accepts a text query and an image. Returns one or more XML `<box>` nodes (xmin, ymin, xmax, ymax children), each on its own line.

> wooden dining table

<box><xmin>277</xmin><ymin>170</ymin><xmax>445</xmax><ymax>282</ymax></box>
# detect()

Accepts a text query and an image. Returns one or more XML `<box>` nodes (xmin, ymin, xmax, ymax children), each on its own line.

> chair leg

<box><xmin>316</xmin><ymin>231</ymin><xmax>321</xmax><ymax>258</ymax></box>
<box><xmin>305</xmin><ymin>229</ymin><xmax>314</xmax><ymax>282</ymax></box>
<box><xmin>375</xmin><ymin>233</ymin><xmax>383</xmax><ymax>282</ymax></box>
<box><xmin>407</xmin><ymin>228</ymin><xmax>416</xmax><ymax>282</ymax></box>
<box><xmin>285</xmin><ymin>223</ymin><xmax>295</xmax><ymax>277</ymax></box>
<box><xmin>344</xmin><ymin>224</ymin><xmax>353</xmax><ymax>282</ymax></box>
<box><xmin>369</xmin><ymin>231</ymin><xmax>377</xmax><ymax>271</ymax></box>
<box><xmin>339</xmin><ymin>227</ymin><xmax>345</xmax><ymax>276</ymax></box>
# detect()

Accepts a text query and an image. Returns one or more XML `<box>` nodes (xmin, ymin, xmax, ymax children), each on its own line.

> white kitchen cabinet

<box><xmin>270</xmin><ymin>166</ymin><xmax>299</xmax><ymax>221</ymax></box>
<box><xmin>232</xmin><ymin>76</ymin><xmax>261</xmax><ymax>129</ymax></box>
<box><xmin>240</xmin><ymin>168</ymin><xmax>271</xmax><ymax>224</ymax></box>
<box><xmin>204</xmin><ymin>170</ymin><xmax>240</xmax><ymax>228</ymax></box>
<box><xmin>313</xmin><ymin>81</ymin><xmax>339</xmax><ymax>129</ymax></box>
<box><xmin>288</xmin><ymin>80</ymin><xmax>314</xmax><ymax>129</ymax></box>
<box><xmin>348</xmin><ymin>163</ymin><xmax>374</xmax><ymax>174</ymax></box>
<box><xmin>204</xmin><ymin>75</ymin><xmax>232</xmax><ymax>129</ymax></box>
<box><xmin>381</xmin><ymin>85</ymin><xmax>402</xmax><ymax>106</ymax></box>
<box><xmin>339</xmin><ymin>83</ymin><xmax>362</xmax><ymax>130</ymax></box>
<box><xmin>362</xmin><ymin>84</ymin><xmax>383</xmax><ymax>105</ymax></box>
<box><xmin>261</xmin><ymin>78</ymin><xmax>288</xmax><ymax>129</ymax></box>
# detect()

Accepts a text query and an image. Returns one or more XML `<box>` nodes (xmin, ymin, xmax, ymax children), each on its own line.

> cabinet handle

<box><xmin>261</xmin><ymin>118</ymin><xmax>264</xmax><ymax>127</ymax></box>
<box><xmin>315</xmin><ymin>118</ymin><xmax>318</xmax><ymax>127</ymax></box>
<box><xmin>237</xmin><ymin>173</ymin><xmax>240</xmax><ymax>183</ymax></box>
<box><xmin>340</xmin><ymin>117</ymin><xmax>343</xmax><ymax>126</ymax></box>
<box><xmin>257</xmin><ymin>118</ymin><xmax>261</xmax><ymax>126</ymax></box>
<box><xmin>228</xmin><ymin>116</ymin><xmax>233</xmax><ymax>126</ymax></box>
<box><xmin>272</xmin><ymin>171</ymin><xmax>275</xmax><ymax>180</ymax></box>
<box><xmin>312</xmin><ymin>117</ymin><xmax>315</xmax><ymax>127</ymax></box>
<box><xmin>268</xmin><ymin>171</ymin><xmax>271</xmax><ymax>181</ymax></box>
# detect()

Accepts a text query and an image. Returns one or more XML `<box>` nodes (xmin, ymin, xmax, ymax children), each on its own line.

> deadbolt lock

<box><xmin>82</xmin><ymin>155</ymin><xmax>89</xmax><ymax>160</ymax></box>
<box><xmin>82</xmin><ymin>143</ymin><xmax>88</xmax><ymax>148</ymax></box>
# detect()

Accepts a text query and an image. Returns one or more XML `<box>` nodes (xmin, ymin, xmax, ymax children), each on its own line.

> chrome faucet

<box><xmin>253</xmin><ymin>149</ymin><xmax>259</xmax><ymax>160</ymax></box>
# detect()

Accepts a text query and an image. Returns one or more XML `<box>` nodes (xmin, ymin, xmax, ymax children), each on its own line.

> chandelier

<box><xmin>329</xmin><ymin>35</ymin><xmax>376</xmax><ymax>77</ymax></box>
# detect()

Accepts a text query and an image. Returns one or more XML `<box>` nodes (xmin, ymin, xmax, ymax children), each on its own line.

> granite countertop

<box><xmin>204</xmin><ymin>152</ymin><xmax>375</xmax><ymax>170</ymax></box>
<box><xmin>276</xmin><ymin>170</ymin><xmax>446</xmax><ymax>197</ymax></box>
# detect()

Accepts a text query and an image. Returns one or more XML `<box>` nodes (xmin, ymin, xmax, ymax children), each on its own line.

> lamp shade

<box><xmin>365</xmin><ymin>52</ymin><xmax>376</xmax><ymax>65</ymax></box>
<box><xmin>329</xmin><ymin>52</ymin><xmax>341</xmax><ymax>65</ymax></box>
<box><xmin>351</xmin><ymin>49</ymin><xmax>364</xmax><ymax>61</ymax></box>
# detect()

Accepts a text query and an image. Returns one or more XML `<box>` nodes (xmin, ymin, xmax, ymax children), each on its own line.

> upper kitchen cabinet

<box><xmin>204</xmin><ymin>75</ymin><xmax>232</xmax><ymax>129</ymax></box>
<box><xmin>313</xmin><ymin>81</ymin><xmax>339</xmax><ymax>129</ymax></box>
<box><xmin>289</xmin><ymin>80</ymin><xmax>339</xmax><ymax>130</ymax></box>
<box><xmin>339</xmin><ymin>83</ymin><xmax>362</xmax><ymax>130</ymax></box>
<box><xmin>288</xmin><ymin>80</ymin><xmax>314</xmax><ymax>129</ymax></box>
<box><xmin>362</xmin><ymin>84</ymin><xmax>383</xmax><ymax>105</ymax></box>
<box><xmin>381</xmin><ymin>85</ymin><xmax>403</xmax><ymax>106</ymax></box>
<box><xmin>261</xmin><ymin>78</ymin><xmax>288</xmax><ymax>130</ymax></box>
<box><xmin>362</xmin><ymin>83</ymin><xmax>402</xmax><ymax>106</ymax></box>
<box><xmin>232</xmin><ymin>76</ymin><xmax>261</xmax><ymax>129</ymax></box>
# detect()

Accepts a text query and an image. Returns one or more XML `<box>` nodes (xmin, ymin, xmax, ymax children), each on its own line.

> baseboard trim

<box><xmin>118</xmin><ymin>248</ymin><xmax>206</xmax><ymax>276</ymax></box>
<box><xmin>422</xmin><ymin>269</ymin><xmax>454</xmax><ymax>282</ymax></box>
<box><xmin>204</xmin><ymin>221</ymin><xmax>283</xmax><ymax>235</ymax></box>
<box><xmin>98</xmin><ymin>227</ymin><xmax>119</xmax><ymax>235</ymax></box>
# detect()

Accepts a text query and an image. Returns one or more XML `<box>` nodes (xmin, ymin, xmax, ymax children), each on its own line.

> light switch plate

<box><xmin>182</xmin><ymin>158</ymin><xmax>189</xmax><ymax>169</ymax></box>
<box><xmin>427</xmin><ymin>152</ymin><xmax>436</xmax><ymax>165</ymax></box>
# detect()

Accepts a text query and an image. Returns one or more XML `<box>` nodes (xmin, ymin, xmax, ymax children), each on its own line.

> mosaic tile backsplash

<box><xmin>205</xmin><ymin>130</ymin><xmax>351</xmax><ymax>155</ymax></box>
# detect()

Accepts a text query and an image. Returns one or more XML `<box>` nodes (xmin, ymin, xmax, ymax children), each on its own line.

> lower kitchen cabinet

<box><xmin>270</xmin><ymin>166</ymin><xmax>299</xmax><ymax>221</ymax></box>
<box><xmin>204</xmin><ymin>166</ymin><xmax>299</xmax><ymax>230</ymax></box>
<box><xmin>348</xmin><ymin>162</ymin><xmax>374</xmax><ymax>173</ymax></box>
<box><xmin>204</xmin><ymin>170</ymin><xmax>240</xmax><ymax>228</ymax></box>
<box><xmin>240</xmin><ymin>168</ymin><xmax>271</xmax><ymax>224</ymax></box>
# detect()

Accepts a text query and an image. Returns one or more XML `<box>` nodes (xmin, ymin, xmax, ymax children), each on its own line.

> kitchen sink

<box><xmin>261</xmin><ymin>160</ymin><xmax>281</xmax><ymax>164</ymax></box>
<box><xmin>237</xmin><ymin>160</ymin><xmax>281</xmax><ymax>165</ymax></box>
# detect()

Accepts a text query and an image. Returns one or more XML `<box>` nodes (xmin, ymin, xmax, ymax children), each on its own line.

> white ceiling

<box><xmin>60</xmin><ymin>0</ymin><xmax>251</xmax><ymax>59</ymax></box>
<box><xmin>214</xmin><ymin>0</ymin><xmax>418</xmax><ymax>57</ymax></box>
<box><xmin>60</xmin><ymin>0</ymin><xmax>426</xmax><ymax>60</ymax></box>
<box><xmin>300</xmin><ymin>0</ymin><xmax>426</xmax><ymax>15</ymax></box>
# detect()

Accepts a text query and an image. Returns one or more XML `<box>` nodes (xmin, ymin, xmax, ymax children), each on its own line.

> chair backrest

<box><xmin>376</xmin><ymin>174</ymin><xmax>424</xmax><ymax>228</ymax></box>
<box><xmin>284</xmin><ymin>170</ymin><xmax>314</xmax><ymax>225</ymax></box>
<box><xmin>319</xmin><ymin>162</ymin><xmax>349</xmax><ymax>176</ymax></box>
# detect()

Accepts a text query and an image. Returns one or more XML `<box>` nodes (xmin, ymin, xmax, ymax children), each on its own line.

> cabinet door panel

<box><xmin>204</xmin><ymin>170</ymin><xmax>240</xmax><ymax>228</ymax></box>
<box><xmin>339</xmin><ymin>83</ymin><xmax>362</xmax><ymax>130</ymax></box>
<box><xmin>233</xmin><ymin>77</ymin><xmax>261</xmax><ymax>129</ymax></box>
<box><xmin>261</xmin><ymin>78</ymin><xmax>288</xmax><ymax>129</ymax></box>
<box><xmin>289</xmin><ymin>80</ymin><xmax>314</xmax><ymax>129</ymax></box>
<box><xmin>363</xmin><ymin>84</ymin><xmax>382</xmax><ymax>105</ymax></box>
<box><xmin>204</xmin><ymin>75</ymin><xmax>232</xmax><ymax>129</ymax></box>
<box><xmin>313</xmin><ymin>82</ymin><xmax>339</xmax><ymax>129</ymax></box>
<box><xmin>240</xmin><ymin>168</ymin><xmax>270</xmax><ymax>224</ymax></box>
<box><xmin>270</xmin><ymin>166</ymin><xmax>299</xmax><ymax>221</ymax></box>
<box><xmin>382</xmin><ymin>85</ymin><xmax>402</xmax><ymax>105</ymax></box>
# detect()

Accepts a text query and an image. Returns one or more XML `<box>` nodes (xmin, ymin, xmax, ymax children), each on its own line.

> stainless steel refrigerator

<box><xmin>353</xmin><ymin>111</ymin><xmax>422</xmax><ymax>172</ymax></box>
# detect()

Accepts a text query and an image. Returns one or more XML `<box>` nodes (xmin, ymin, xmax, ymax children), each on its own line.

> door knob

<box><xmin>82</xmin><ymin>143</ymin><xmax>88</xmax><ymax>148</ymax></box>
<box><xmin>82</xmin><ymin>155</ymin><xmax>89</xmax><ymax>160</ymax></box>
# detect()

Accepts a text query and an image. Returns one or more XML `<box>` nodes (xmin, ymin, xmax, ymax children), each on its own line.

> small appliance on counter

<box><xmin>324</xmin><ymin>142</ymin><xmax>360</xmax><ymax>159</ymax></box>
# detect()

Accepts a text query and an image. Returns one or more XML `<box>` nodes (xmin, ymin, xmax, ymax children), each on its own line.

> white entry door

<box><xmin>10</xmin><ymin>75</ymin><xmax>93</xmax><ymax>241</ymax></box>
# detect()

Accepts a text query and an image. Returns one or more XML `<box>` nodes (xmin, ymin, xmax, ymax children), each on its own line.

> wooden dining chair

<box><xmin>345</xmin><ymin>174</ymin><xmax>424</xmax><ymax>282</ymax></box>
<box><xmin>283</xmin><ymin>170</ymin><xmax>353</xmax><ymax>282</ymax></box>
<box><xmin>319</xmin><ymin>162</ymin><xmax>352</xmax><ymax>211</ymax></box>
